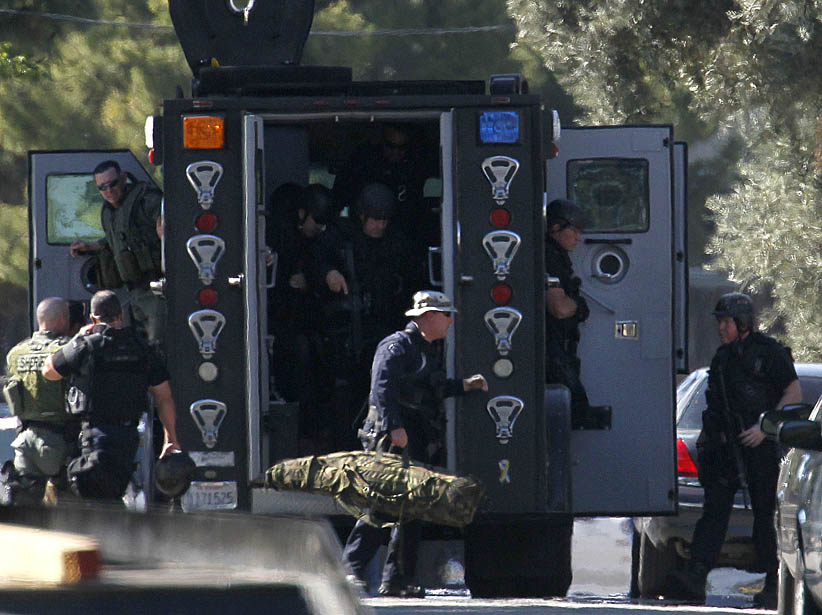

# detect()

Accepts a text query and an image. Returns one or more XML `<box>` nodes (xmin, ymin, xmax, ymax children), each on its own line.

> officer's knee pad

<box><xmin>0</xmin><ymin>461</ymin><xmax>46</xmax><ymax>506</ymax></box>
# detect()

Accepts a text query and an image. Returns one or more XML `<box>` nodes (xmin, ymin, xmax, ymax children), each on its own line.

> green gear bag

<box><xmin>264</xmin><ymin>449</ymin><xmax>485</xmax><ymax>528</ymax></box>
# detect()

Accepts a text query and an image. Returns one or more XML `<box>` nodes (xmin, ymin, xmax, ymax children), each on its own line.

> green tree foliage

<box><xmin>306</xmin><ymin>0</ymin><xmax>574</xmax><ymax>118</ymax></box>
<box><xmin>0</xmin><ymin>42</ymin><xmax>37</xmax><ymax>79</ymax></box>
<box><xmin>0</xmin><ymin>0</ymin><xmax>571</xmax><ymax>290</ymax></box>
<box><xmin>510</xmin><ymin>0</ymin><xmax>822</xmax><ymax>359</ymax></box>
<box><xmin>0</xmin><ymin>2</ymin><xmax>188</xmax><ymax>288</ymax></box>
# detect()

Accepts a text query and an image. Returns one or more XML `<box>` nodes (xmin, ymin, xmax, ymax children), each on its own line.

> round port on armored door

<box><xmin>592</xmin><ymin>246</ymin><xmax>629</xmax><ymax>284</ymax></box>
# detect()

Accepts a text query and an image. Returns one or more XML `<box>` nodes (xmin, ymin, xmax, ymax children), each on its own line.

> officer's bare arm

<box><xmin>69</xmin><ymin>239</ymin><xmax>105</xmax><ymax>257</ymax></box>
<box><xmin>777</xmin><ymin>379</ymin><xmax>802</xmax><ymax>408</ymax></box>
<box><xmin>41</xmin><ymin>355</ymin><xmax>63</xmax><ymax>381</ymax></box>
<box><xmin>545</xmin><ymin>287</ymin><xmax>577</xmax><ymax>320</ymax></box>
<box><xmin>149</xmin><ymin>380</ymin><xmax>181</xmax><ymax>457</ymax></box>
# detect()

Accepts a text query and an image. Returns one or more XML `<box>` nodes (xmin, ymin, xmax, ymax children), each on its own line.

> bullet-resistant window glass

<box><xmin>46</xmin><ymin>174</ymin><xmax>105</xmax><ymax>244</ymax></box>
<box><xmin>566</xmin><ymin>158</ymin><xmax>650</xmax><ymax>233</ymax></box>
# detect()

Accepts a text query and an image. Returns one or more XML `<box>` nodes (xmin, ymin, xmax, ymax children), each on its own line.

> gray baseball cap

<box><xmin>404</xmin><ymin>290</ymin><xmax>458</xmax><ymax>317</ymax></box>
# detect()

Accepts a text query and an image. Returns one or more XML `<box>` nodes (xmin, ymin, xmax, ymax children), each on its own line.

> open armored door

<box><xmin>547</xmin><ymin>126</ymin><xmax>679</xmax><ymax>515</ymax></box>
<box><xmin>28</xmin><ymin>150</ymin><xmax>158</xmax><ymax>328</ymax></box>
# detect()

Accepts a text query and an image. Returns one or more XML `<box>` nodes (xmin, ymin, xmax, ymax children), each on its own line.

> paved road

<box><xmin>364</xmin><ymin>518</ymin><xmax>771</xmax><ymax>613</ymax></box>
<box><xmin>364</xmin><ymin>595</ymin><xmax>774</xmax><ymax>614</ymax></box>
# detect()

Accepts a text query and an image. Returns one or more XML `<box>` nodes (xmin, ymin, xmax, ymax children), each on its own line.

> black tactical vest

<box><xmin>67</xmin><ymin>326</ymin><xmax>151</xmax><ymax>424</ymax></box>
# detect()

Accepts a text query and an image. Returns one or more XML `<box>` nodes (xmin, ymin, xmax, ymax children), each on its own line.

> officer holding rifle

<box><xmin>666</xmin><ymin>293</ymin><xmax>801</xmax><ymax>608</ymax></box>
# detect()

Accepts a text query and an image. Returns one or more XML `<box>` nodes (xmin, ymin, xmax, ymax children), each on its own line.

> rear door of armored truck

<box><xmin>547</xmin><ymin>126</ymin><xmax>680</xmax><ymax>515</ymax></box>
<box><xmin>28</xmin><ymin>150</ymin><xmax>158</xmax><ymax>327</ymax></box>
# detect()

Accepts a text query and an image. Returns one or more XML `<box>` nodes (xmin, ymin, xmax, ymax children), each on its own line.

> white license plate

<box><xmin>182</xmin><ymin>481</ymin><xmax>238</xmax><ymax>512</ymax></box>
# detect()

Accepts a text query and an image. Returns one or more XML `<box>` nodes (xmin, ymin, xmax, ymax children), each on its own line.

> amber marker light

<box><xmin>183</xmin><ymin>115</ymin><xmax>225</xmax><ymax>149</ymax></box>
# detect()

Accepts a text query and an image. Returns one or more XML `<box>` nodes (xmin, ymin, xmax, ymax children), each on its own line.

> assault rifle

<box><xmin>717</xmin><ymin>366</ymin><xmax>750</xmax><ymax>509</ymax></box>
<box><xmin>343</xmin><ymin>243</ymin><xmax>363</xmax><ymax>362</ymax></box>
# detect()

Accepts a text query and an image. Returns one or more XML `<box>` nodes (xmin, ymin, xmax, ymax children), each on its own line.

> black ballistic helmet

<box><xmin>271</xmin><ymin>182</ymin><xmax>305</xmax><ymax>214</ymax></box>
<box><xmin>154</xmin><ymin>450</ymin><xmax>196</xmax><ymax>498</ymax></box>
<box><xmin>356</xmin><ymin>183</ymin><xmax>396</xmax><ymax>220</ymax></box>
<box><xmin>712</xmin><ymin>292</ymin><xmax>755</xmax><ymax>332</ymax></box>
<box><xmin>546</xmin><ymin>198</ymin><xmax>586</xmax><ymax>230</ymax></box>
<box><xmin>303</xmin><ymin>184</ymin><xmax>333</xmax><ymax>225</ymax></box>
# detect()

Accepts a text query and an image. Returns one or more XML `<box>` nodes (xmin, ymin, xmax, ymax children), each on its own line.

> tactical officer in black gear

<box><xmin>544</xmin><ymin>199</ymin><xmax>610</xmax><ymax>430</ymax></box>
<box><xmin>266</xmin><ymin>183</ymin><xmax>341</xmax><ymax>449</ymax></box>
<box><xmin>42</xmin><ymin>291</ymin><xmax>180</xmax><ymax>502</ymax></box>
<box><xmin>318</xmin><ymin>182</ymin><xmax>419</xmax><ymax>451</ymax></box>
<box><xmin>342</xmin><ymin>290</ymin><xmax>488</xmax><ymax>598</ymax></box>
<box><xmin>665</xmin><ymin>292</ymin><xmax>801</xmax><ymax>607</ymax></box>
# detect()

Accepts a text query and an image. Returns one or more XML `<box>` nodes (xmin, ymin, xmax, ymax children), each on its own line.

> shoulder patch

<box><xmin>387</xmin><ymin>342</ymin><xmax>404</xmax><ymax>357</ymax></box>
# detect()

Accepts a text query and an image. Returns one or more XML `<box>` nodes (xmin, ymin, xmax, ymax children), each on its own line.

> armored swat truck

<box><xmin>27</xmin><ymin>0</ymin><xmax>687</xmax><ymax>597</ymax></box>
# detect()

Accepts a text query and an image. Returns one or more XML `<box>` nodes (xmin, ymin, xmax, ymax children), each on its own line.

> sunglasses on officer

<box><xmin>97</xmin><ymin>177</ymin><xmax>121</xmax><ymax>192</ymax></box>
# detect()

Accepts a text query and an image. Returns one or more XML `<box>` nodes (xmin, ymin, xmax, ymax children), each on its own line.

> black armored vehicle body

<box><xmin>27</xmin><ymin>0</ymin><xmax>687</xmax><ymax>597</ymax></box>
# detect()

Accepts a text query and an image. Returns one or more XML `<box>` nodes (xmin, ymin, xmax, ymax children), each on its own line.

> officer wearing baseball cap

<box><xmin>342</xmin><ymin>290</ymin><xmax>488</xmax><ymax>598</ymax></box>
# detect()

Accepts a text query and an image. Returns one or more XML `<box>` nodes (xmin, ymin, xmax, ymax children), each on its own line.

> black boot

<box><xmin>752</xmin><ymin>571</ymin><xmax>777</xmax><ymax>610</ymax></box>
<box><xmin>664</xmin><ymin>561</ymin><xmax>709</xmax><ymax>603</ymax></box>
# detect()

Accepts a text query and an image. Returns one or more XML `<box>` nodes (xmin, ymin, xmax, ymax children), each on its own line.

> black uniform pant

<box><xmin>67</xmin><ymin>423</ymin><xmax>139</xmax><ymax>501</ymax></box>
<box><xmin>342</xmin><ymin>518</ymin><xmax>422</xmax><ymax>588</ymax></box>
<box><xmin>546</xmin><ymin>338</ymin><xmax>590</xmax><ymax>416</ymax></box>
<box><xmin>342</xmin><ymin>421</ymin><xmax>430</xmax><ymax>588</ymax></box>
<box><xmin>691</xmin><ymin>440</ymin><xmax>780</xmax><ymax>577</ymax></box>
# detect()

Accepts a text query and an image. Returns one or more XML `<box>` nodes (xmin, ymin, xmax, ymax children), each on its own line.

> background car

<box><xmin>631</xmin><ymin>363</ymin><xmax>822</xmax><ymax>598</ymax></box>
<box><xmin>774</xmin><ymin>397</ymin><xmax>822</xmax><ymax>614</ymax></box>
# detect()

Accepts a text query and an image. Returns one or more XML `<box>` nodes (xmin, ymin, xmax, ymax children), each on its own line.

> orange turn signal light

<box><xmin>183</xmin><ymin>115</ymin><xmax>225</xmax><ymax>149</ymax></box>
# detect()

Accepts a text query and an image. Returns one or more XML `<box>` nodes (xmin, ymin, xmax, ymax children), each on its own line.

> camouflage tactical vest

<box><xmin>5</xmin><ymin>331</ymin><xmax>70</xmax><ymax>423</ymax></box>
<box><xmin>101</xmin><ymin>181</ymin><xmax>162</xmax><ymax>284</ymax></box>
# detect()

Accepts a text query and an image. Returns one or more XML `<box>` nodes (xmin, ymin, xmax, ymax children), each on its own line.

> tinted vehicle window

<box><xmin>798</xmin><ymin>376</ymin><xmax>822</xmax><ymax>407</ymax></box>
<box><xmin>677</xmin><ymin>370</ymin><xmax>708</xmax><ymax>430</ymax></box>
<box><xmin>677</xmin><ymin>368</ymin><xmax>822</xmax><ymax>432</ymax></box>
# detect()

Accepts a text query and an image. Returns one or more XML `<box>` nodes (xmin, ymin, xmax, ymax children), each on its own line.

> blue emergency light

<box><xmin>479</xmin><ymin>111</ymin><xmax>520</xmax><ymax>144</ymax></box>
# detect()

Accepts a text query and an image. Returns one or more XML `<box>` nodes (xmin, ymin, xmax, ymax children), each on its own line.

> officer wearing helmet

<box><xmin>268</xmin><ymin>183</ymin><xmax>343</xmax><ymax>450</ymax></box>
<box><xmin>665</xmin><ymin>292</ymin><xmax>801</xmax><ymax>607</ymax></box>
<box><xmin>342</xmin><ymin>290</ymin><xmax>488</xmax><ymax>597</ymax></box>
<box><xmin>317</xmin><ymin>182</ymin><xmax>418</xmax><ymax>450</ymax></box>
<box><xmin>544</xmin><ymin>198</ymin><xmax>610</xmax><ymax>430</ymax></box>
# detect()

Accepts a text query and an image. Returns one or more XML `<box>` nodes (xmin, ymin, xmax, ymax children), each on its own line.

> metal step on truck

<box><xmin>25</xmin><ymin>0</ymin><xmax>688</xmax><ymax>598</ymax></box>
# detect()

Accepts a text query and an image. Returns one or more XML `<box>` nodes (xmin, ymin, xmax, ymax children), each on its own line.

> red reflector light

<box><xmin>491</xmin><ymin>283</ymin><xmax>513</xmax><ymax>305</ymax></box>
<box><xmin>148</xmin><ymin>149</ymin><xmax>156</xmax><ymax>165</ymax></box>
<box><xmin>197</xmin><ymin>287</ymin><xmax>218</xmax><ymax>306</ymax></box>
<box><xmin>490</xmin><ymin>208</ymin><xmax>511</xmax><ymax>227</ymax></box>
<box><xmin>195</xmin><ymin>212</ymin><xmax>218</xmax><ymax>233</ymax></box>
<box><xmin>677</xmin><ymin>438</ymin><xmax>698</xmax><ymax>477</ymax></box>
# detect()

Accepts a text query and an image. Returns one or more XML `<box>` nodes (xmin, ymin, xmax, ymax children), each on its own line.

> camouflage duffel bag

<box><xmin>264</xmin><ymin>449</ymin><xmax>485</xmax><ymax>528</ymax></box>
